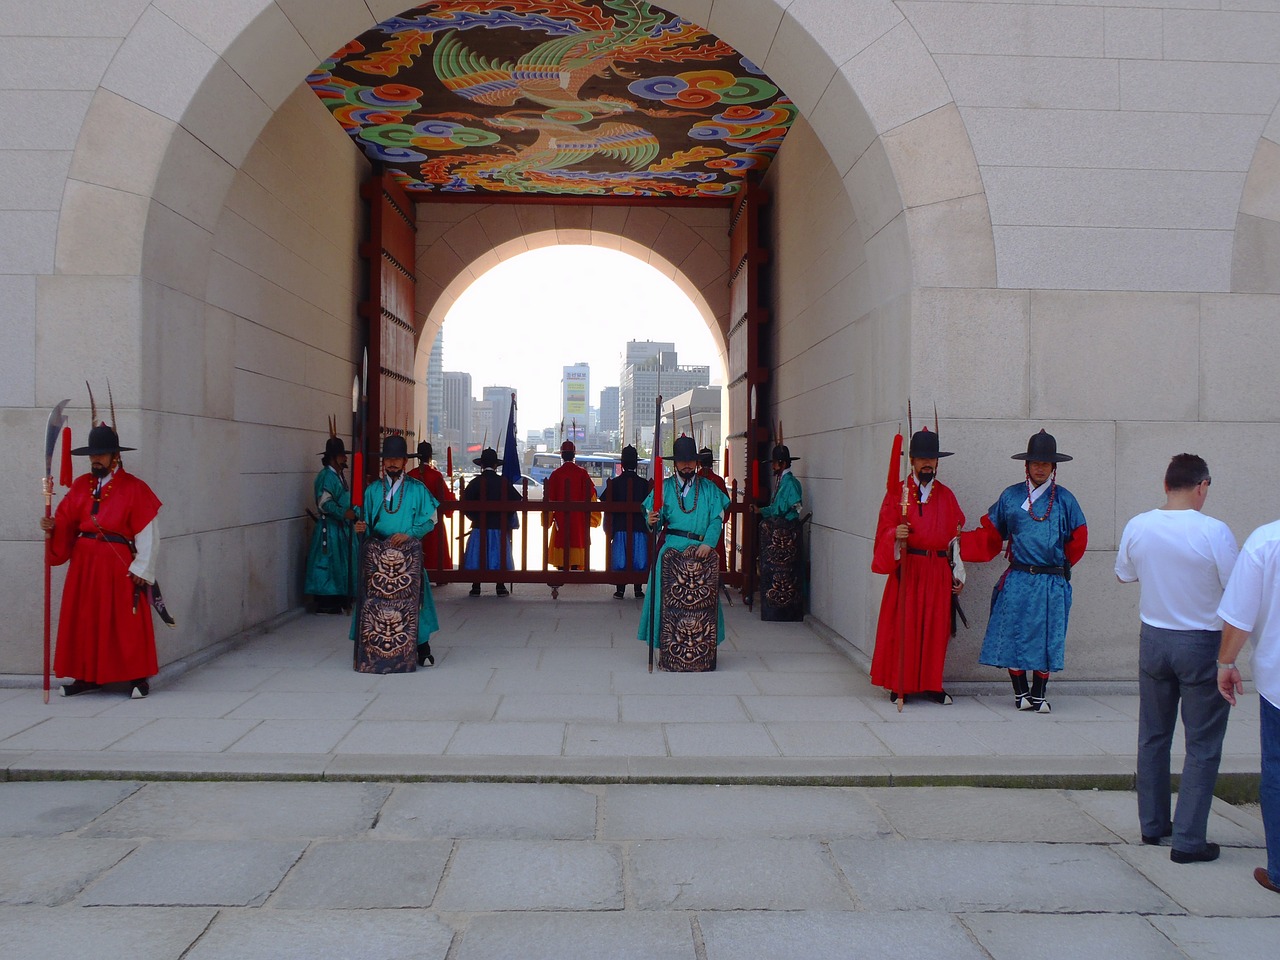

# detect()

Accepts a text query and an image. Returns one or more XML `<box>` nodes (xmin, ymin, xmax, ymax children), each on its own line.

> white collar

<box><xmin>1021</xmin><ymin>478</ymin><xmax>1051</xmax><ymax>512</ymax></box>
<box><xmin>383</xmin><ymin>475</ymin><xmax>404</xmax><ymax>500</ymax></box>
<box><xmin>914</xmin><ymin>475</ymin><xmax>934</xmax><ymax>503</ymax></box>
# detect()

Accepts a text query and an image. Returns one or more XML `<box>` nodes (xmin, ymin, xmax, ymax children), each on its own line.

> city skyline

<box><xmin>437</xmin><ymin>246</ymin><xmax>722</xmax><ymax>434</ymax></box>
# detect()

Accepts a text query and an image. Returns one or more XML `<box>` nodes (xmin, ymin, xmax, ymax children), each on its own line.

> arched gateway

<box><xmin>4</xmin><ymin>1</ymin><xmax>1279</xmax><ymax>684</ymax></box>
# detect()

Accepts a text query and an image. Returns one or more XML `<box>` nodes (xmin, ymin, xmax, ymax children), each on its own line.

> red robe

<box><xmin>544</xmin><ymin>461</ymin><xmax>600</xmax><ymax>570</ymax></box>
<box><xmin>48</xmin><ymin>470</ymin><xmax>162</xmax><ymax>684</ymax></box>
<box><xmin>408</xmin><ymin>463</ymin><xmax>456</xmax><ymax>570</ymax></box>
<box><xmin>870</xmin><ymin>479</ymin><xmax>965</xmax><ymax>695</ymax></box>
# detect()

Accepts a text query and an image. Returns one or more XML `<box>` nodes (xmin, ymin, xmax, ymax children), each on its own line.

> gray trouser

<box><xmin>1137</xmin><ymin>624</ymin><xmax>1231</xmax><ymax>850</ymax></box>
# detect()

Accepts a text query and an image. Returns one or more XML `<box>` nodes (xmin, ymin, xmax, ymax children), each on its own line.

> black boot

<box><xmin>417</xmin><ymin>643</ymin><xmax>434</xmax><ymax>667</ymax></box>
<box><xmin>1009</xmin><ymin>670</ymin><xmax>1030</xmax><ymax>710</ymax></box>
<box><xmin>1027</xmin><ymin>672</ymin><xmax>1051</xmax><ymax>713</ymax></box>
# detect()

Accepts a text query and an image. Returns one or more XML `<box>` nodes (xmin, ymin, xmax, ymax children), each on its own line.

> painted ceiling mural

<box><xmin>307</xmin><ymin>0</ymin><xmax>795</xmax><ymax>199</ymax></box>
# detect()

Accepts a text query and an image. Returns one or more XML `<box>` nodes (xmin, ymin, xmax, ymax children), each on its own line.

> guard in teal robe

<box><xmin>638</xmin><ymin>438</ymin><xmax>732</xmax><ymax>649</ymax></box>
<box><xmin>304</xmin><ymin>438</ymin><xmax>355</xmax><ymax>613</ymax></box>
<box><xmin>759</xmin><ymin>456</ymin><xmax>803</xmax><ymax>521</ymax></box>
<box><xmin>349</xmin><ymin>437</ymin><xmax>440</xmax><ymax>654</ymax></box>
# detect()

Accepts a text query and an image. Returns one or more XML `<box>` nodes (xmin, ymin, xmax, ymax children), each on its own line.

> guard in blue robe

<box><xmin>961</xmin><ymin>430</ymin><xmax>1088</xmax><ymax>712</ymax></box>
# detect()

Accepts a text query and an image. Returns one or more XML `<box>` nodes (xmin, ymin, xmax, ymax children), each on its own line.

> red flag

<box><xmin>886</xmin><ymin>431</ymin><xmax>903</xmax><ymax>493</ymax></box>
<box><xmin>652</xmin><ymin>451</ymin><xmax>663</xmax><ymax>511</ymax></box>
<box><xmin>59</xmin><ymin>426</ymin><xmax>72</xmax><ymax>487</ymax></box>
<box><xmin>352</xmin><ymin>452</ymin><xmax>364</xmax><ymax>514</ymax></box>
<box><xmin>446</xmin><ymin>446</ymin><xmax>452</xmax><ymax>477</ymax></box>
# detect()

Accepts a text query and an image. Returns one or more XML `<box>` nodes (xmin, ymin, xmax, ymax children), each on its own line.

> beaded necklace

<box><xmin>382</xmin><ymin>475</ymin><xmax>406</xmax><ymax>515</ymax></box>
<box><xmin>1025</xmin><ymin>474</ymin><xmax>1057</xmax><ymax>522</ymax></box>
<box><xmin>676</xmin><ymin>474</ymin><xmax>700</xmax><ymax>514</ymax></box>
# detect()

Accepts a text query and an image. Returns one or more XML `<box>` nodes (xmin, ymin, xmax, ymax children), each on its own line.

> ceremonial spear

<box><xmin>41</xmin><ymin>399</ymin><xmax>71</xmax><ymax>703</ymax></box>
<box><xmin>894</xmin><ymin>402</ymin><xmax>913</xmax><ymax>712</ymax></box>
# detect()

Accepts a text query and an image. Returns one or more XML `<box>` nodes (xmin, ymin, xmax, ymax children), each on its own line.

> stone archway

<box><xmin>29</xmin><ymin>0</ymin><xmax>996</xmax><ymax>673</ymax></box>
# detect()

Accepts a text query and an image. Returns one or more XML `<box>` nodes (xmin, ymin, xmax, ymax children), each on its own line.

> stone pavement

<box><xmin>0</xmin><ymin>589</ymin><xmax>1275</xmax><ymax>956</ymax></box>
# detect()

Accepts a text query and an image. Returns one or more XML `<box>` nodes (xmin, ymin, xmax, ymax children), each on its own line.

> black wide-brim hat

<box><xmin>473</xmin><ymin>447</ymin><xmax>499</xmax><ymax>468</ymax></box>
<box><xmin>621</xmin><ymin>444</ymin><xmax>639</xmax><ymax>468</ymax></box>
<box><xmin>1012</xmin><ymin>429</ymin><xmax>1072</xmax><ymax>463</ymax></box>
<box><xmin>378</xmin><ymin>434</ymin><xmax>410</xmax><ymax>459</ymax></box>
<box><xmin>908</xmin><ymin>429</ymin><xmax>952</xmax><ymax>459</ymax></box>
<box><xmin>673</xmin><ymin>436</ymin><xmax>698</xmax><ymax>461</ymax></box>
<box><xmin>319</xmin><ymin>437</ymin><xmax>348</xmax><ymax>458</ymax></box>
<box><xmin>770</xmin><ymin>443</ymin><xmax>799</xmax><ymax>463</ymax></box>
<box><xmin>70</xmin><ymin>424</ymin><xmax>134</xmax><ymax>456</ymax></box>
<box><xmin>414</xmin><ymin>441</ymin><xmax>432</xmax><ymax>461</ymax></box>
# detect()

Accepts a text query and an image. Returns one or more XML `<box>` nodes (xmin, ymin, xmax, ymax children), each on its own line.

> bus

<box><xmin>528</xmin><ymin>452</ymin><xmax>651</xmax><ymax>496</ymax></box>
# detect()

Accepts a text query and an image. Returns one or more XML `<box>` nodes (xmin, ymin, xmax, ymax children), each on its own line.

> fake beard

<box><xmin>384</xmin><ymin>468</ymin><xmax>402</xmax><ymax>480</ymax></box>
<box><xmin>915</xmin><ymin>469</ymin><xmax>936</xmax><ymax>487</ymax></box>
<box><xmin>90</xmin><ymin>463</ymin><xmax>110</xmax><ymax>479</ymax></box>
<box><xmin>677</xmin><ymin>468</ymin><xmax>697</xmax><ymax>482</ymax></box>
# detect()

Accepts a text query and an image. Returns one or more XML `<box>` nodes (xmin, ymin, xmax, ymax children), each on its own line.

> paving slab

<box><xmin>664</xmin><ymin>721</ymin><xmax>781</xmax><ymax>756</ymax></box>
<box><xmin>0</xmin><ymin>780</ymin><xmax>140</xmax><ymax>836</ymax></box>
<box><xmin>829</xmin><ymin>839</ymin><xmax>1180</xmax><ymax>914</ymax></box>
<box><xmin>457</xmin><ymin>912</ymin><xmax>695</xmax><ymax>960</ymax></box>
<box><xmin>564</xmin><ymin>721</ymin><xmax>667</xmax><ymax>756</ymax></box>
<box><xmin>184</xmin><ymin>908</ymin><xmax>454</xmax><ymax>960</ymax></box>
<box><xmin>226</xmin><ymin>719</ymin><xmax>355</xmax><ymax>754</ymax></box>
<box><xmin>867</xmin><ymin>786</ymin><xmax>1123</xmax><ymax>842</ymax></box>
<box><xmin>105</xmin><ymin>718</ymin><xmax>260</xmax><ymax>752</ymax></box>
<box><xmin>81</xmin><ymin>782</ymin><xmax>390</xmax><ymax>839</ymax></box>
<box><xmin>619</xmin><ymin>694</ymin><xmax>750</xmax><ymax>723</ymax></box>
<box><xmin>495</xmin><ymin>693</ymin><xmax>620</xmax><ymax>722</ymax></box>
<box><xmin>0</xmin><ymin>716</ymin><xmax>152</xmax><ymax>750</ymax></box>
<box><xmin>434</xmin><ymin>839</ymin><xmax>623</xmax><ymax>910</ymax></box>
<box><xmin>0</xmin><ymin>838</ymin><xmax>135</xmax><ymax>904</ymax></box>
<box><xmin>1148</xmin><ymin>915</ymin><xmax>1280</xmax><ymax>960</ymax></box>
<box><xmin>333</xmin><ymin>719</ymin><xmax>458</xmax><ymax>755</ymax></box>
<box><xmin>602</xmin><ymin>785</ymin><xmax>892</xmax><ymax>840</ymax></box>
<box><xmin>1112</xmin><ymin>844</ymin><xmax>1280</xmax><ymax>917</ymax></box>
<box><xmin>445</xmin><ymin>720</ymin><xmax>566</xmax><ymax>755</ymax></box>
<box><xmin>962</xmin><ymin>913</ymin><xmax>1186</xmax><ymax>960</ymax></box>
<box><xmin>628</xmin><ymin>838</ymin><xmax>854</xmax><ymax>910</ymax></box>
<box><xmin>0</xmin><ymin>905</ymin><xmax>215</xmax><ymax>960</ymax></box>
<box><xmin>269</xmin><ymin>839</ymin><xmax>452</xmax><ymax>908</ymax></box>
<box><xmin>1065</xmin><ymin>789</ymin><xmax>1267</xmax><ymax>849</ymax></box>
<box><xmin>78</xmin><ymin>840</ymin><xmax>305</xmax><ymax>906</ymax></box>
<box><xmin>765</xmin><ymin>721</ymin><xmax>894</xmax><ymax>757</ymax></box>
<box><xmin>354</xmin><ymin>692</ymin><xmax>500</xmax><ymax>720</ymax></box>
<box><xmin>699</xmin><ymin>912</ymin><xmax>991</xmax><ymax>960</ymax></box>
<box><xmin>375</xmin><ymin>783</ymin><xmax>598</xmax><ymax>840</ymax></box>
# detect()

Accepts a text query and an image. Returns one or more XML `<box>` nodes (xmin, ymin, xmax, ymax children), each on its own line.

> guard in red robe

<box><xmin>41</xmin><ymin>423</ymin><xmax>162</xmax><ymax>699</ymax></box>
<box><xmin>544</xmin><ymin>440</ymin><xmax>600</xmax><ymax>571</ymax></box>
<box><xmin>870</xmin><ymin>428</ymin><xmax>965</xmax><ymax>705</ymax></box>
<box><xmin>408</xmin><ymin>441</ymin><xmax>456</xmax><ymax>576</ymax></box>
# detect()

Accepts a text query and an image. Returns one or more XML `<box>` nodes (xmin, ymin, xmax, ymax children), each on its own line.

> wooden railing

<box><xmin>424</xmin><ymin>478</ymin><xmax>751</xmax><ymax>597</ymax></box>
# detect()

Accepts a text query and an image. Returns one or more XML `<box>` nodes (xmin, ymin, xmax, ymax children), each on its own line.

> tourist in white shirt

<box><xmin>1116</xmin><ymin>454</ymin><xmax>1237</xmax><ymax>863</ymax></box>
<box><xmin>1216</xmin><ymin>513</ymin><xmax>1280</xmax><ymax>896</ymax></box>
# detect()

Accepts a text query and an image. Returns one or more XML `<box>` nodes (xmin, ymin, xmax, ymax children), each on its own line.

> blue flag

<box><xmin>502</xmin><ymin>393</ymin><xmax>521</xmax><ymax>484</ymax></box>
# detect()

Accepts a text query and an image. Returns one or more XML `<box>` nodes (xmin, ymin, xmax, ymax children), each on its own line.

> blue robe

<box><xmin>349</xmin><ymin>476</ymin><xmax>440</xmax><ymax>644</ymax></box>
<box><xmin>304</xmin><ymin>466</ymin><xmax>354</xmax><ymax>598</ymax></box>
<box><xmin>637</xmin><ymin>475</ymin><xmax>731</xmax><ymax>647</ymax></box>
<box><xmin>978</xmin><ymin>482</ymin><xmax>1086</xmax><ymax>672</ymax></box>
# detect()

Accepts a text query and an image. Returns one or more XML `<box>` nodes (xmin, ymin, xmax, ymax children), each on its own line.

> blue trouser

<box><xmin>1261</xmin><ymin>693</ymin><xmax>1280</xmax><ymax>885</ymax></box>
<box><xmin>1137</xmin><ymin>624</ymin><xmax>1231</xmax><ymax>851</ymax></box>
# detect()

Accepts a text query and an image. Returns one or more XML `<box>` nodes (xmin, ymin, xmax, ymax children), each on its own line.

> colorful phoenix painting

<box><xmin>307</xmin><ymin>0</ymin><xmax>796</xmax><ymax>198</ymax></box>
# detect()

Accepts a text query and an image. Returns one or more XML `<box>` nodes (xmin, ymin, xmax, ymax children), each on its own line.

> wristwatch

<box><xmin>1216</xmin><ymin>661</ymin><xmax>1237</xmax><ymax>670</ymax></box>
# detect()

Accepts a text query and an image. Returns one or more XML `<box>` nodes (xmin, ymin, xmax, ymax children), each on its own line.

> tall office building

<box><xmin>561</xmin><ymin>363</ymin><xmax>589</xmax><ymax>442</ymax></box>
<box><xmin>619</xmin><ymin>342</ymin><xmax>709</xmax><ymax>446</ymax></box>
<box><xmin>442</xmin><ymin>371</ymin><xmax>473</xmax><ymax>452</ymax></box>
<box><xmin>426</xmin><ymin>330</ymin><xmax>444</xmax><ymax>440</ymax></box>
<box><xmin>599</xmin><ymin>386</ymin><xmax>619</xmax><ymax>439</ymax></box>
<box><xmin>483</xmin><ymin>386</ymin><xmax>515</xmax><ymax>446</ymax></box>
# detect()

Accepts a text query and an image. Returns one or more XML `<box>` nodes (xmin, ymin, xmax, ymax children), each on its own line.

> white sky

<box><xmin>440</xmin><ymin>245</ymin><xmax>724</xmax><ymax>433</ymax></box>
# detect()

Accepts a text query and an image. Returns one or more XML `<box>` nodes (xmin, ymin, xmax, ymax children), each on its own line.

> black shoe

<box><xmin>928</xmin><ymin>690</ymin><xmax>953</xmax><ymax>705</ymax></box>
<box><xmin>496</xmin><ymin>584</ymin><xmax>509</xmax><ymax>597</ymax></box>
<box><xmin>888</xmin><ymin>691</ymin><xmax>907</xmax><ymax>705</ymax></box>
<box><xmin>416</xmin><ymin>644</ymin><xmax>434</xmax><ymax>668</ymax></box>
<box><xmin>1009</xmin><ymin>671</ymin><xmax>1030</xmax><ymax>710</ymax></box>
<box><xmin>1171</xmin><ymin>843</ymin><xmax>1220</xmax><ymax>864</ymax></box>
<box><xmin>613</xmin><ymin>588</ymin><xmax>625</xmax><ymax>599</ymax></box>
<box><xmin>60</xmin><ymin>679</ymin><xmax>100</xmax><ymax>697</ymax></box>
<box><xmin>469</xmin><ymin>584</ymin><xmax>481</xmax><ymax>597</ymax></box>
<box><xmin>1142</xmin><ymin>831</ymin><xmax>1171</xmax><ymax>846</ymax></box>
<box><xmin>130</xmin><ymin>679</ymin><xmax>149</xmax><ymax>699</ymax></box>
<box><xmin>634</xmin><ymin>587</ymin><xmax>644</xmax><ymax>599</ymax></box>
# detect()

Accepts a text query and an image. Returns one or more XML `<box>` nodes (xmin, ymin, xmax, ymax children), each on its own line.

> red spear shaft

<box><xmin>42</xmin><ymin>400</ymin><xmax>70</xmax><ymax>704</ymax></box>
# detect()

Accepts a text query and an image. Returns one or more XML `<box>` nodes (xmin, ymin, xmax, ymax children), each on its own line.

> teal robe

<box><xmin>304</xmin><ymin>466</ymin><xmax>355</xmax><ymax>598</ymax></box>
<box><xmin>637</xmin><ymin>474</ymin><xmax>731</xmax><ymax>647</ymax></box>
<box><xmin>760</xmin><ymin>470</ymin><xmax>802</xmax><ymax>521</ymax></box>
<box><xmin>349</xmin><ymin>475</ymin><xmax>440</xmax><ymax>644</ymax></box>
